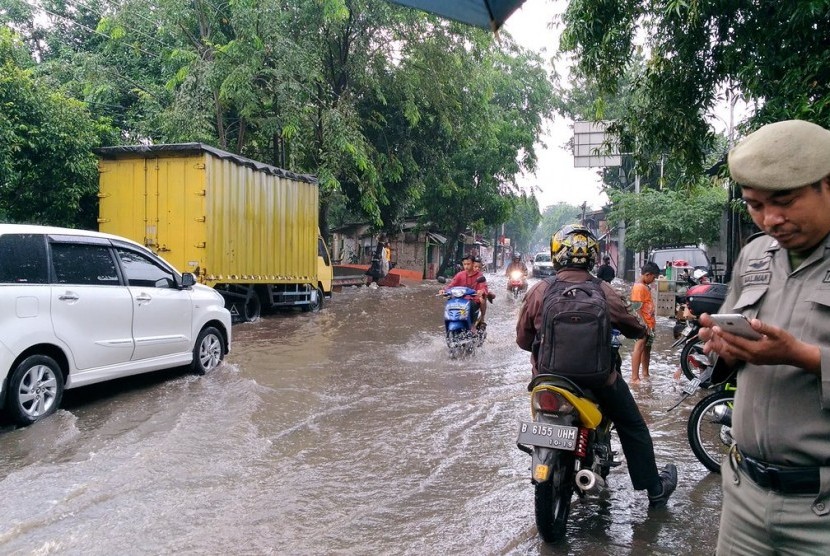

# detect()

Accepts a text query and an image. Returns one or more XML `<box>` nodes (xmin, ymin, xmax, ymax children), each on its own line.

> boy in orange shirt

<box><xmin>630</xmin><ymin>262</ymin><xmax>659</xmax><ymax>383</ymax></box>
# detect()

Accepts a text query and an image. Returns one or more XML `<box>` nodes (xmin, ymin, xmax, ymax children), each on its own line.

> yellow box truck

<box><xmin>96</xmin><ymin>143</ymin><xmax>332</xmax><ymax>321</ymax></box>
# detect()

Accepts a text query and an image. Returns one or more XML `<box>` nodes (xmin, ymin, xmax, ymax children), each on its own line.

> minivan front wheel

<box><xmin>192</xmin><ymin>326</ymin><xmax>224</xmax><ymax>375</ymax></box>
<box><xmin>7</xmin><ymin>355</ymin><xmax>64</xmax><ymax>426</ymax></box>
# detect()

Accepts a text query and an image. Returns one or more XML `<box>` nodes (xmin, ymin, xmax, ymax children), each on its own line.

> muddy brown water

<box><xmin>1</xmin><ymin>275</ymin><xmax>722</xmax><ymax>555</ymax></box>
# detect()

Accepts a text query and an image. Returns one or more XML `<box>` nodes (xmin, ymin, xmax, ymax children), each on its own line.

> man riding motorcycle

<box><xmin>440</xmin><ymin>255</ymin><xmax>488</xmax><ymax>327</ymax></box>
<box><xmin>516</xmin><ymin>225</ymin><xmax>678</xmax><ymax>508</ymax></box>
<box><xmin>505</xmin><ymin>253</ymin><xmax>528</xmax><ymax>293</ymax></box>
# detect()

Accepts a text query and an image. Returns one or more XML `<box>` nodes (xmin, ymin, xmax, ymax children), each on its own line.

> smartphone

<box><xmin>709</xmin><ymin>314</ymin><xmax>763</xmax><ymax>340</ymax></box>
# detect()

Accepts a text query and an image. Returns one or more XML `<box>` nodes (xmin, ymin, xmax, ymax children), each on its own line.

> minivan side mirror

<box><xmin>180</xmin><ymin>273</ymin><xmax>196</xmax><ymax>288</ymax></box>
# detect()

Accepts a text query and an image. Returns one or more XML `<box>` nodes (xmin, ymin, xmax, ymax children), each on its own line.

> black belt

<box><xmin>735</xmin><ymin>448</ymin><xmax>821</xmax><ymax>495</ymax></box>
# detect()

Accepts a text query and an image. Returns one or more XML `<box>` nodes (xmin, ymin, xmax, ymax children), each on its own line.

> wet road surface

<box><xmin>1</xmin><ymin>274</ymin><xmax>722</xmax><ymax>554</ymax></box>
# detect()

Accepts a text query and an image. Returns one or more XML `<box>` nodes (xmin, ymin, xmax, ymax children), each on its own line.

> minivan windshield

<box><xmin>534</xmin><ymin>253</ymin><xmax>551</xmax><ymax>263</ymax></box>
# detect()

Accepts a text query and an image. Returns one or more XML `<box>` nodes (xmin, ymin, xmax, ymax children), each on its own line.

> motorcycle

<box><xmin>673</xmin><ymin>282</ymin><xmax>728</xmax><ymax>381</ymax></box>
<box><xmin>672</xmin><ymin>319</ymin><xmax>706</xmax><ymax>381</ymax></box>
<box><xmin>437</xmin><ymin>276</ymin><xmax>489</xmax><ymax>358</ymax></box>
<box><xmin>516</xmin><ymin>330</ymin><xmax>621</xmax><ymax>542</ymax></box>
<box><xmin>667</xmin><ymin>352</ymin><xmax>736</xmax><ymax>474</ymax></box>
<box><xmin>508</xmin><ymin>270</ymin><xmax>528</xmax><ymax>300</ymax></box>
<box><xmin>688</xmin><ymin>381</ymin><xmax>735</xmax><ymax>473</ymax></box>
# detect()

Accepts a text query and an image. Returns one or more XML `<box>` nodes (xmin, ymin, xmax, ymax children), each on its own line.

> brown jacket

<box><xmin>516</xmin><ymin>267</ymin><xmax>645</xmax><ymax>375</ymax></box>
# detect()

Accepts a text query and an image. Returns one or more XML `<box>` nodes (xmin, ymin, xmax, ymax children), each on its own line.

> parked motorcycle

<box><xmin>673</xmin><ymin>282</ymin><xmax>728</xmax><ymax>381</ymax></box>
<box><xmin>668</xmin><ymin>353</ymin><xmax>736</xmax><ymax>474</ymax></box>
<box><xmin>688</xmin><ymin>381</ymin><xmax>735</xmax><ymax>473</ymax></box>
<box><xmin>437</xmin><ymin>276</ymin><xmax>489</xmax><ymax>358</ymax></box>
<box><xmin>516</xmin><ymin>368</ymin><xmax>618</xmax><ymax>542</ymax></box>
<box><xmin>507</xmin><ymin>270</ymin><xmax>528</xmax><ymax>300</ymax></box>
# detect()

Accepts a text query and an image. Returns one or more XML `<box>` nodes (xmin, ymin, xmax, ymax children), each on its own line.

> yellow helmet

<box><xmin>550</xmin><ymin>224</ymin><xmax>599</xmax><ymax>268</ymax></box>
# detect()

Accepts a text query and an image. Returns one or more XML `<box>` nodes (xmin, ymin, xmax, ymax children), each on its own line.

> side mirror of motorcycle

<box><xmin>437</xmin><ymin>276</ymin><xmax>447</xmax><ymax>284</ymax></box>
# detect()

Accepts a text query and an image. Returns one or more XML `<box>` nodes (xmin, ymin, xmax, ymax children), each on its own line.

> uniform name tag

<box><xmin>742</xmin><ymin>272</ymin><xmax>771</xmax><ymax>286</ymax></box>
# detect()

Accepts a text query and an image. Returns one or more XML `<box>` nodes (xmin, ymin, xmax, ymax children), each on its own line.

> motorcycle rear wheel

<box><xmin>687</xmin><ymin>390</ymin><xmax>734</xmax><ymax>473</ymax></box>
<box><xmin>534</xmin><ymin>454</ymin><xmax>574</xmax><ymax>543</ymax></box>
<box><xmin>679</xmin><ymin>337</ymin><xmax>705</xmax><ymax>381</ymax></box>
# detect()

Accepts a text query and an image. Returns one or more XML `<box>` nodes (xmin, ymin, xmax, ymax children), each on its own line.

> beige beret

<box><xmin>728</xmin><ymin>119</ymin><xmax>830</xmax><ymax>190</ymax></box>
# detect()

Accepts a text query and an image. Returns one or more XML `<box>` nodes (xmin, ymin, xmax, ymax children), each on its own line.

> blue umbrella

<box><xmin>386</xmin><ymin>0</ymin><xmax>526</xmax><ymax>32</ymax></box>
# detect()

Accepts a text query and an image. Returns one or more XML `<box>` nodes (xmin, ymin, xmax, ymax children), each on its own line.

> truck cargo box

<box><xmin>96</xmin><ymin>143</ymin><xmax>330</xmax><ymax>319</ymax></box>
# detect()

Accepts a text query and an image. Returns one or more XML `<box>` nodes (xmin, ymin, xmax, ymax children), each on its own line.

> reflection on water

<box><xmin>0</xmin><ymin>274</ymin><xmax>721</xmax><ymax>554</ymax></box>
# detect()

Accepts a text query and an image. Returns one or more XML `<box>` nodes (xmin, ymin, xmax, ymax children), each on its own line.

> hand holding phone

<box><xmin>709</xmin><ymin>314</ymin><xmax>763</xmax><ymax>340</ymax></box>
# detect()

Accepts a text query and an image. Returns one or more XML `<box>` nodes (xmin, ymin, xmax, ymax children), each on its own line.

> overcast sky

<box><xmin>502</xmin><ymin>1</ymin><xmax>609</xmax><ymax>212</ymax></box>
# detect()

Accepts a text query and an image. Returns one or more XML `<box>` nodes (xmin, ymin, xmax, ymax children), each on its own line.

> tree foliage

<box><xmin>503</xmin><ymin>194</ymin><xmax>542</xmax><ymax>254</ymax></box>
<box><xmin>606</xmin><ymin>182</ymin><xmax>727</xmax><ymax>252</ymax></box>
<box><xmin>0</xmin><ymin>28</ymin><xmax>116</xmax><ymax>227</ymax></box>
<box><xmin>531</xmin><ymin>202</ymin><xmax>583</xmax><ymax>252</ymax></box>
<box><xmin>561</xmin><ymin>1</ymin><xmax>830</xmax><ymax>177</ymax></box>
<box><xmin>2</xmin><ymin>0</ymin><xmax>554</xmax><ymax>244</ymax></box>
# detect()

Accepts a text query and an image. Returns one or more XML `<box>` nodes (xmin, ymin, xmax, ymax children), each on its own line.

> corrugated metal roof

<box><xmin>94</xmin><ymin>143</ymin><xmax>318</xmax><ymax>185</ymax></box>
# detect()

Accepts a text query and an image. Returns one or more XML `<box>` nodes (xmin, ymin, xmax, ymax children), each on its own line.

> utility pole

<box><xmin>580</xmin><ymin>201</ymin><xmax>587</xmax><ymax>225</ymax></box>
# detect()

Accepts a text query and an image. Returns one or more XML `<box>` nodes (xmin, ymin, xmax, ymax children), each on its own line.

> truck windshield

<box><xmin>650</xmin><ymin>249</ymin><xmax>709</xmax><ymax>269</ymax></box>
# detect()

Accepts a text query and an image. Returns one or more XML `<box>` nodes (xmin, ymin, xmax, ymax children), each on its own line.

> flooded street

<box><xmin>1</xmin><ymin>275</ymin><xmax>723</xmax><ymax>555</ymax></box>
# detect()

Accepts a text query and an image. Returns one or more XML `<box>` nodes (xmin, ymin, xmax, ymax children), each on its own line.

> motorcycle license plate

<box><xmin>516</xmin><ymin>421</ymin><xmax>578</xmax><ymax>451</ymax></box>
<box><xmin>682</xmin><ymin>377</ymin><xmax>701</xmax><ymax>395</ymax></box>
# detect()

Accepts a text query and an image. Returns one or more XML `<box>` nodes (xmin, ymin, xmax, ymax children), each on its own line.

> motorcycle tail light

<box><xmin>532</xmin><ymin>390</ymin><xmax>574</xmax><ymax>414</ymax></box>
<box><xmin>688</xmin><ymin>353</ymin><xmax>710</xmax><ymax>370</ymax></box>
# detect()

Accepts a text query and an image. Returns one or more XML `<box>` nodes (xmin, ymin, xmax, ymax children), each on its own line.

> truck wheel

<box><xmin>191</xmin><ymin>326</ymin><xmax>224</xmax><ymax>375</ymax></box>
<box><xmin>303</xmin><ymin>287</ymin><xmax>324</xmax><ymax>312</ymax></box>
<box><xmin>6</xmin><ymin>355</ymin><xmax>64</xmax><ymax>426</ymax></box>
<box><xmin>243</xmin><ymin>293</ymin><xmax>261</xmax><ymax>322</ymax></box>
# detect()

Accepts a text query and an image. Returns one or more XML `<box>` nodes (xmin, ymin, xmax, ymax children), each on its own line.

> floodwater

<box><xmin>0</xmin><ymin>274</ymin><xmax>723</xmax><ymax>555</ymax></box>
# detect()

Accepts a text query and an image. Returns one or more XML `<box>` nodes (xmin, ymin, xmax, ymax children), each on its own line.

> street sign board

<box><xmin>573</xmin><ymin>121</ymin><xmax>621</xmax><ymax>168</ymax></box>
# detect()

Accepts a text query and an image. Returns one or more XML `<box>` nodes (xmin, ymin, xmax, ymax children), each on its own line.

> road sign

<box><xmin>573</xmin><ymin>121</ymin><xmax>621</xmax><ymax>168</ymax></box>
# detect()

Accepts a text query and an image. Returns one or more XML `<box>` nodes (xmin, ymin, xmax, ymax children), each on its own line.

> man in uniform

<box><xmin>698</xmin><ymin>120</ymin><xmax>830</xmax><ymax>554</ymax></box>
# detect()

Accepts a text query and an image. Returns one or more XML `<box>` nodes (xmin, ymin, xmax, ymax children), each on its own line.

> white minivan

<box><xmin>0</xmin><ymin>224</ymin><xmax>232</xmax><ymax>426</ymax></box>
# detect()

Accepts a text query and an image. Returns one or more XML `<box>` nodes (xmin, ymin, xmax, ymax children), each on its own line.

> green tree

<box><xmin>531</xmin><ymin>202</ymin><xmax>583</xmax><ymax>251</ymax></box>
<box><xmin>561</xmin><ymin>1</ymin><xmax>830</xmax><ymax>177</ymax></box>
<box><xmin>0</xmin><ymin>28</ymin><xmax>116</xmax><ymax>227</ymax></box>
<box><xmin>4</xmin><ymin>0</ymin><xmax>554</xmax><ymax>240</ymax></box>
<box><xmin>606</xmin><ymin>182</ymin><xmax>727</xmax><ymax>252</ymax></box>
<box><xmin>503</xmin><ymin>194</ymin><xmax>541</xmax><ymax>254</ymax></box>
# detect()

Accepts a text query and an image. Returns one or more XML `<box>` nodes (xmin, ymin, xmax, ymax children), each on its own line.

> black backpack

<box><xmin>533</xmin><ymin>276</ymin><xmax>614</xmax><ymax>388</ymax></box>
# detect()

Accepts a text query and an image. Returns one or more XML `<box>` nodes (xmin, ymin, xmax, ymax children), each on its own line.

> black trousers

<box><xmin>591</xmin><ymin>372</ymin><xmax>659</xmax><ymax>491</ymax></box>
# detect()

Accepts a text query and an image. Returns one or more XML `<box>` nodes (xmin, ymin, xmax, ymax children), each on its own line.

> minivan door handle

<box><xmin>135</xmin><ymin>293</ymin><xmax>152</xmax><ymax>303</ymax></box>
<box><xmin>58</xmin><ymin>292</ymin><xmax>79</xmax><ymax>301</ymax></box>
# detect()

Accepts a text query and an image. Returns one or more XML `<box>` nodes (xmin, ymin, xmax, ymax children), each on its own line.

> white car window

<box><xmin>116</xmin><ymin>249</ymin><xmax>178</xmax><ymax>289</ymax></box>
<box><xmin>0</xmin><ymin>234</ymin><xmax>49</xmax><ymax>284</ymax></box>
<box><xmin>51</xmin><ymin>243</ymin><xmax>120</xmax><ymax>285</ymax></box>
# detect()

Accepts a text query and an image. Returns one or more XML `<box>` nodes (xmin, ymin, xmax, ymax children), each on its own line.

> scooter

<box><xmin>508</xmin><ymin>270</ymin><xmax>528</xmax><ymax>300</ymax></box>
<box><xmin>516</xmin><ymin>332</ymin><xmax>622</xmax><ymax>542</ymax></box>
<box><xmin>437</xmin><ymin>276</ymin><xmax>489</xmax><ymax>359</ymax></box>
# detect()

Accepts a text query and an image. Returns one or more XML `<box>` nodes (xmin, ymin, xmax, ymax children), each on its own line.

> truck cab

<box><xmin>317</xmin><ymin>235</ymin><xmax>333</xmax><ymax>297</ymax></box>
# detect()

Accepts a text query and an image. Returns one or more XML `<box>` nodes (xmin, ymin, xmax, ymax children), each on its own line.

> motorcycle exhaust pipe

<box><xmin>575</xmin><ymin>469</ymin><xmax>607</xmax><ymax>495</ymax></box>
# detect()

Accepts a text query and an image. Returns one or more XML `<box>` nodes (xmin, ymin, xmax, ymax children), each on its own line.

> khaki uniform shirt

<box><xmin>722</xmin><ymin>233</ymin><xmax>830</xmax><ymax>467</ymax></box>
<box><xmin>516</xmin><ymin>268</ymin><xmax>645</xmax><ymax>375</ymax></box>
